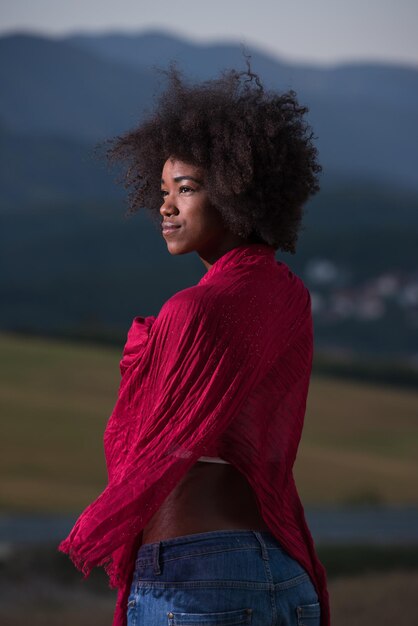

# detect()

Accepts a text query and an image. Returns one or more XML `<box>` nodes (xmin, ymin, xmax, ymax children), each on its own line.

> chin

<box><xmin>164</xmin><ymin>240</ymin><xmax>193</xmax><ymax>256</ymax></box>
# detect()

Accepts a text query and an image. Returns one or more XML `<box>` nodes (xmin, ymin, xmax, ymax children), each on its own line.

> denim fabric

<box><xmin>127</xmin><ymin>530</ymin><xmax>320</xmax><ymax>626</ymax></box>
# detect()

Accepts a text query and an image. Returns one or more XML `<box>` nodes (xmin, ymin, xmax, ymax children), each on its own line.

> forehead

<box><xmin>161</xmin><ymin>157</ymin><xmax>204</xmax><ymax>181</ymax></box>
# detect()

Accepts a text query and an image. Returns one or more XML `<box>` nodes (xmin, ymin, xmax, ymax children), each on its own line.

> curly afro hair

<box><xmin>103</xmin><ymin>62</ymin><xmax>321</xmax><ymax>253</ymax></box>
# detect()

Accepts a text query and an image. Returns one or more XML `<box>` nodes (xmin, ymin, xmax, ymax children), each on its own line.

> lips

<box><xmin>162</xmin><ymin>222</ymin><xmax>182</xmax><ymax>234</ymax></box>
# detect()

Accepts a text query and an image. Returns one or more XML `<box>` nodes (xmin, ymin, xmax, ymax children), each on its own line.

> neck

<box><xmin>198</xmin><ymin>237</ymin><xmax>255</xmax><ymax>272</ymax></box>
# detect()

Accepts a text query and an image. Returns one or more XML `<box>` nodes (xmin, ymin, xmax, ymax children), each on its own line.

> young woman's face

<box><xmin>160</xmin><ymin>157</ymin><xmax>245</xmax><ymax>268</ymax></box>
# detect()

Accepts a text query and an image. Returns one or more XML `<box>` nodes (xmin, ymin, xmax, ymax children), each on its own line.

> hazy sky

<box><xmin>1</xmin><ymin>0</ymin><xmax>417</xmax><ymax>67</ymax></box>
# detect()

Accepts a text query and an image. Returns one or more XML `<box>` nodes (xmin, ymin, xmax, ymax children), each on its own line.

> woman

<box><xmin>59</xmin><ymin>64</ymin><xmax>329</xmax><ymax>626</ymax></box>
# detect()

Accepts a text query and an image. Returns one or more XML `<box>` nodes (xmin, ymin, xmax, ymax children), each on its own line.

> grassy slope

<box><xmin>295</xmin><ymin>375</ymin><xmax>418</xmax><ymax>505</ymax></box>
<box><xmin>0</xmin><ymin>332</ymin><xmax>417</xmax><ymax>513</ymax></box>
<box><xmin>0</xmin><ymin>333</ymin><xmax>118</xmax><ymax>512</ymax></box>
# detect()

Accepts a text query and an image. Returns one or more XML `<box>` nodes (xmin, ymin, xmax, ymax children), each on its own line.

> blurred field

<box><xmin>0</xmin><ymin>331</ymin><xmax>417</xmax><ymax>512</ymax></box>
<box><xmin>296</xmin><ymin>374</ymin><xmax>418</xmax><ymax>505</ymax></box>
<box><xmin>0</xmin><ymin>332</ymin><xmax>119</xmax><ymax>512</ymax></box>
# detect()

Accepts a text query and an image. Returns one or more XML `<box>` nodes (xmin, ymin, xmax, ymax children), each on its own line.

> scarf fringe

<box><xmin>58</xmin><ymin>538</ymin><xmax>118</xmax><ymax>587</ymax></box>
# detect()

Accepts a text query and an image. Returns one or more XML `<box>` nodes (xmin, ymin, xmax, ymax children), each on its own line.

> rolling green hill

<box><xmin>1</xmin><ymin>332</ymin><xmax>417</xmax><ymax>513</ymax></box>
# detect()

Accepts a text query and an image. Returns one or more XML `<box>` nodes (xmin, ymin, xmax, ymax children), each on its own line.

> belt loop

<box><xmin>253</xmin><ymin>531</ymin><xmax>269</xmax><ymax>561</ymax></box>
<box><xmin>152</xmin><ymin>541</ymin><xmax>162</xmax><ymax>575</ymax></box>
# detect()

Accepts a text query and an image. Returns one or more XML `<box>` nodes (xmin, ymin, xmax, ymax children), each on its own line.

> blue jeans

<box><xmin>127</xmin><ymin>529</ymin><xmax>320</xmax><ymax>626</ymax></box>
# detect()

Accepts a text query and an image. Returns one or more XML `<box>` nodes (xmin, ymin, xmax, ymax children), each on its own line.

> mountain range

<box><xmin>1</xmin><ymin>30</ymin><xmax>417</xmax><ymax>358</ymax></box>
<box><xmin>1</xmin><ymin>30</ymin><xmax>417</xmax><ymax>192</ymax></box>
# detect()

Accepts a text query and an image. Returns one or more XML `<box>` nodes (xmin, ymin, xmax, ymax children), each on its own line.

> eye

<box><xmin>161</xmin><ymin>189</ymin><xmax>168</xmax><ymax>198</ymax></box>
<box><xmin>179</xmin><ymin>185</ymin><xmax>194</xmax><ymax>193</ymax></box>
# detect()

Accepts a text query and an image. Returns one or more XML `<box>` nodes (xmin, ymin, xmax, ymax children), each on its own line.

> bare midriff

<box><xmin>141</xmin><ymin>460</ymin><xmax>270</xmax><ymax>545</ymax></box>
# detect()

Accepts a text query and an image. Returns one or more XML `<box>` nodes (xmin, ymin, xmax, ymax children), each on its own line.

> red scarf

<box><xmin>59</xmin><ymin>243</ymin><xmax>330</xmax><ymax>626</ymax></box>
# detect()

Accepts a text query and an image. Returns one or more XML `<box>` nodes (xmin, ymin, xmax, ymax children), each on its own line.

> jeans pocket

<box><xmin>296</xmin><ymin>602</ymin><xmax>321</xmax><ymax>626</ymax></box>
<box><xmin>167</xmin><ymin>607</ymin><xmax>253</xmax><ymax>626</ymax></box>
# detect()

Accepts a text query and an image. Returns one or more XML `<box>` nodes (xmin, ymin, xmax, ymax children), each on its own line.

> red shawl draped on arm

<box><xmin>58</xmin><ymin>242</ymin><xmax>330</xmax><ymax>626</ymax></box>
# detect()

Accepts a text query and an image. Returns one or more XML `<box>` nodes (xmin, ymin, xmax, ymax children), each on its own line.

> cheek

<box><xmin>183</xmin><ymin>196</ymin><xmax>226</xmax><ymax>237</ymax></box>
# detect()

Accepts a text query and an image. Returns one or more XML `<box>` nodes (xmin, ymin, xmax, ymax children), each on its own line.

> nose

<box><xmin>160</xmin><ymin>193</ymin><xmax>178</xmax><ymax>217</ymax></box>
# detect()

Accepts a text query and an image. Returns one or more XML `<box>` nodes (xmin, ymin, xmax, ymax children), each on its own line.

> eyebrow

<box><xmin>160</xmin><ymin>176</ymin><xmax>203</xmax><ymax>185</ymax></box>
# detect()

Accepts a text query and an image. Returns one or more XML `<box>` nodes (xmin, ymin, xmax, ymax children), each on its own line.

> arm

<box><xmin>119</xmin><ymin>314</ymin><xmax>156</xmax><ymax>376</ymax></box>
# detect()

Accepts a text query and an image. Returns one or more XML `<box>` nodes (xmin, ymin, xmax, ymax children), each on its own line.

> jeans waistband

<box><xmin>135</xmin><ymin>529</ymin><xmax>285</xmax><ymax>572</ymax></box>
